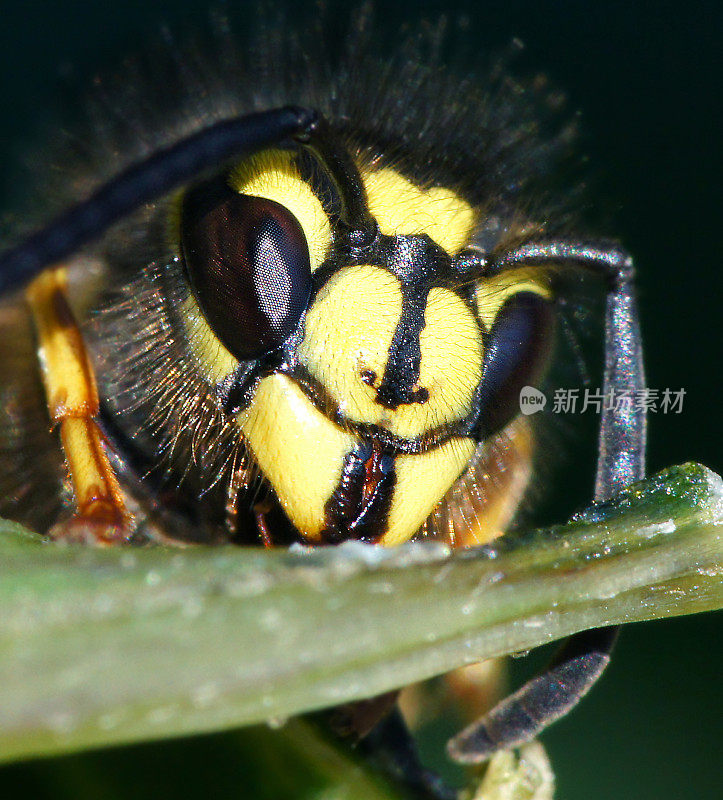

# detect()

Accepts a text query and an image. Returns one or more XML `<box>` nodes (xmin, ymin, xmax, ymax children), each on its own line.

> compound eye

<box><xmin>477</xmin><ymin>291</ymin><xmax>555</xmax><ymax>436</ymax></box>
<box><xmin>181</xmin><ymin>175</ymin><xmax>312</xmax><ymax>360</ymax></box>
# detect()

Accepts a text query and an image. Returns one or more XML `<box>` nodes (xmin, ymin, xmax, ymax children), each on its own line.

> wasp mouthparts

<box><xmin>322</xmin><ymin>441</ymin><xmax>396</xmax><ymax>543</ymax></box>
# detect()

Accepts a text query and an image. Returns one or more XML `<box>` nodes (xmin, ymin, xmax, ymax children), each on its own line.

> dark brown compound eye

<box><xmin>476</xmin><ymin>291</ymin><xmax>556</xmax><ymax>437</ymax></box>
<box><xmin>181</xmin><ymin>175</ymin><xmax>312</xmax><ymax>360</ymax></box>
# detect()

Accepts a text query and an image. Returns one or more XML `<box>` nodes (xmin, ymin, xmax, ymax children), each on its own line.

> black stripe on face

<box><xmin>375</xmin><ymin>283</ymin><xmax>430</xmax><ymax>408</ymax></box>
<box><xmin>373</xmin><ymin>235</ymin><xmax>450</xmax><ymax>410</ymax></box>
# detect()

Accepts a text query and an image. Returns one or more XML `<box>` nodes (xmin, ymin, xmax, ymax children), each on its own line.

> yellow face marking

<box><xmin>414</xmin><ymin>287</ymin><xmax>484</xmax><ymax>437</ymax></box>
<box><xmin>475</xmin><ymin>267</ymin><xmax>552</xmax><ymax>330</ymax></box>
<box><xmin>360</xmin><ymin>167</ymin><xmax>476</xmax><ymax>255</ymax></box>
<box><xmin>379</xmin><ymin>436</ymin><xmax>477</xmax><ymax>546</ymax></box>
<box><xmin>237</xmin><ymin>373</ymin><xmax>357</xmax><ymax>541</ymax></box>
<box><xmin>181</xmin><ymin>294</ymin><xmax>239</xmax><ymax>385</ymax></box>
<box><xmin>298</xmin><ymin>267</ymin><xmax>484</xmax><ymax>439</ymax></box>
<box><xmin>228</xmin><ymin>150</ymin><xmax>332</xmax><ymax>272</ymax></box>
<box><xmin>297</xmin><ymin>264</ymin><xmax>402</xmax><ymax>421</ymax></box>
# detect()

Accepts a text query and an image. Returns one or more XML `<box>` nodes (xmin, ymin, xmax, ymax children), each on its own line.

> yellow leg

<box><xmin>25</xmin><ymin>267</ymin><xmax>131</xmax><ymax>544</ymax></box>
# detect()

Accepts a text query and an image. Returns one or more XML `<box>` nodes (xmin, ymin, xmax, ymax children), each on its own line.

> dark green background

<box><xmin>0</xmin><ymin>1</ymin><xmax>720</xmax><ymax>798</ymax></box>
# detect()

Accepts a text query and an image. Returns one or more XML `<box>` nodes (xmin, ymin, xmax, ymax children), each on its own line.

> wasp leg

<box><xmin>448</xmin><ymin>240</ymin><xmax>646</xmax><ymax>763</ymax></box>
<box><xmin>359</xmin><ymin>708</ymin><xmax>457</xmax><ymax>800</ymax></box>
<box><xmin>252</xmin><ymin>499</ymin><xmax>275</xmax><ymax>548</ymax></box>
<box><xmin>329</xmin><ymin>690</ymin><xmax>401</xmax><ymax>742</ymax></box>
<box><xmin>449</xmin><ymin>628</ymin><xmax>618</xmax><ymax>763</ymax></box>
<box><xmin>25</xmin><ymin>267</ymin><xmax>131</xmax><ymax>545</ymax></box>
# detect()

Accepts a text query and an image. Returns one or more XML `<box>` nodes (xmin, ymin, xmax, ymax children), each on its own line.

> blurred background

<box><xmin>0</xmin><ymin>1</ymin><xmax>720</xmax><ymax>798</ymax></box>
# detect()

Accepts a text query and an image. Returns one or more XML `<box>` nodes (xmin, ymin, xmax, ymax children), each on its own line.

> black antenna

<box><xmin>0</xmin><ymin>106</ymin><xmax>317</xmax><ymax>295</ymax></box>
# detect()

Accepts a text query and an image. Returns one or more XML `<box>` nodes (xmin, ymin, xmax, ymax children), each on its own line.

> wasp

<box><xmin>0</xmin><ymin>9</ymin><xmax>646</xmax><ymax>783</ymax></box>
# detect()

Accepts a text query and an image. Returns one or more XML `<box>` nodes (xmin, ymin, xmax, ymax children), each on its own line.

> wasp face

<box><xmin>180</xmin><ymin>151</ymin><xmax>552</xmax><ymax>546</ymax></box>
<box><xmin>0</xmin><ymin>24</ymin><xmax>569</xmax><ymax>550</ymax></box>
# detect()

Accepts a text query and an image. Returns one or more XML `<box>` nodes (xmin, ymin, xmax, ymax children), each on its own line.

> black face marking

<box><xmin>219</xmin><ymin>361</ymin><xmax>262</xmax><ymax>416</ymax></box>
<box><xmin>374</xmin><ymin>290</ymin><xmax>427</xmax><ymax>409</ymax></box>
<box><xmin>365</xmin><ymin>237</ymin><xmax>422</xmax><ymax>407</ymax></box>
<box><xmin>343</xmin><ymin>233</ymin><xmax>454</xmax><ymax>410</ymax></box>
<box><xmin>376</xmin><ymin>233</ymin><xmax>448</xmax><ymax>286</ymax></box>
<box><xmin>322</xmin><ymin>441</ymin><xmax>396</xmax><ymax>543</ymax></box>
<box><xmin>277</xmin><ymin>358</ymin><xmax>473</xmax><ymax>452</ymax></box>
<box><xmin>198</xmin><ymin>216</ymin><xmax>485</xmax><ymax>451</ymax></box>
<box><xmin>260</xmin><ymin>229</ymin><xmax>485</xmax><ymax>441</ymax></box>
<box><xmin>360</xmin><ymin>369</ymin><xmax>377</xmax><ymax>387</ymax></box>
